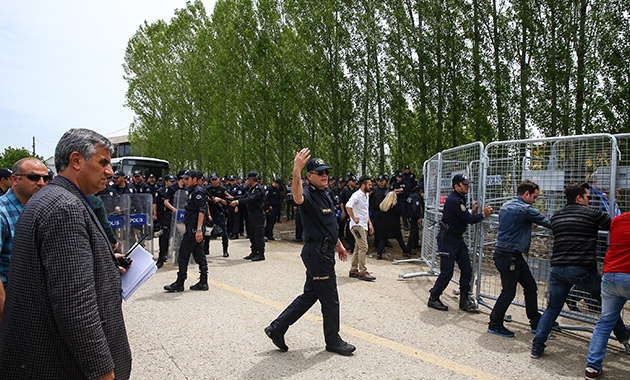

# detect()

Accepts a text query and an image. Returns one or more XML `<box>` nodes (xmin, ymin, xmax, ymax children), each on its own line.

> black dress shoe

<box><xmin>251</xmin><ymin>255</ymin><xmax>265</xmax><ymax>262</ymax></box>
<box><xmin>156</xmin><ymin>260</ymin><xmax>164</xmax><ymax>269</ymax></box>
<box><xmin>223</xmin><ymin>251</ymin><xmax>229</xmax><ymax>258</ymax></box>
<box><xmin>427</xmin><ymin>297</ymin><xmax>448</xmax><ymax>311</ymax></box>
<box><xmin>325</xmin><ymin>340</ymin><xmax>356</xmax><ymax>356</ymax></box>
<box><xmin>264</xmin><ymin>325</ymin><xmax>288</xmax><ymax>352</ymax></box>
<box><xmin>244</xmin><ymin>255</ymin><xmax>252</xmax><ymax>260</ymax></box>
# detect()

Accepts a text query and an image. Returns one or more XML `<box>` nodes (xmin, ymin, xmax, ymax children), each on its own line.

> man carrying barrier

<box><xmin>531</xmin><ymin>183</ymin><xmax>630</xmax><ymax>359</ymax></box>
<box><xmin>584</xmin><ymin>210</ymin><xmax>630</xmax><ymax>378</ymax></box>
<box><xmin>487</xmin><ymin>180</ymin><xmax>552</xmax><ymax>338</ymax></box>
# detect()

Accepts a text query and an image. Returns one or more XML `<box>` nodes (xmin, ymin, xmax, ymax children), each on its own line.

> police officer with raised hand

<box><xmin>428</xmin><ymin>174</ymin><xmax>492</xmax><ymax>312</ymax></box>
<box><xmin>229</xmin><ymin>172</ymin><xmax>266</xmax><ymax>261</ymax></box>
<box><xmin>164</xmin><ymin>170</ymin><xmax>209</xmax><ymax>292</ymax></box>
<box><xmin>205</xmin><ymin>172</ymin><xmax>230</xmax><ymax>257</ymax></box>
<box><xmin>264</xmin><ymin>148</ymin><xmax>355</xmax><ymax>356</ymax></box>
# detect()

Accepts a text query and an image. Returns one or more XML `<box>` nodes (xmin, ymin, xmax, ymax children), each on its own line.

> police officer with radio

<box><xmin>230</xmin><ymin>172</ymin><xmax>266</xmax><ymax>261</ymax></box>
<box><xmin>264</xmin><ymin>149</ymin><xmax>355</xmax><ymax>356</ymax></box>
<box><xmin>205</xmin><ymin>172</ymin><xmax>230</xmax><ymax>257</ymax></box>
<box><xmin>428</xmin><ymin>174</ymin><xmax>492</xmax><ymax>312</ymax></box>
<box><xmin>164</xmin><ymin>170</ymin><xmax>209</xmax><ymax>292</ymax></box>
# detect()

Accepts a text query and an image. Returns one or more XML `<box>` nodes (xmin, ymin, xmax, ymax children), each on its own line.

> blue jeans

<box><xmin>532</xmin><ymin>266</ymin><xmax>628</xmax><ymax>352</ymax></box>
<box><xmin>586</xmin><ymin>273</ymin><xmax>630</xmax><ymax>371</ymax></box>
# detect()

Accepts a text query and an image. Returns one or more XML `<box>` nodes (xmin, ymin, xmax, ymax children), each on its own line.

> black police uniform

<box><xmin>154</xmin><ymin>185</ymin><xmax>171</xmax><ymax>266</ymax></box>
<box><xmin>161</xmin><ymin>181</ymin><xmax>186</xmax><ymax>264</ymax></box>
<box><xmin>406</xmin><ymin>190</ymin><xmax>423</xmax><ymax>252</ymax></box>
<box><xmin>401</xmin><ymin>170</ymin><xmax>417</xmax><ymax>229</ymax></box>
<box><xmin>236</xmin><ymin>181</ymin><xmax>266</xmax><ymax>260</ymax></box>
<box><xmin>264</xmin><ymin>182</ymin><xmax>282</xmax><ymax>240</ymax></box>
<box><xmin>429</xmin><ymin>189</ymin><xmax>483</xmax><ymax>306</ymax></box>
<box><xmin>268</xmin><ymin>184</ymin><xmax>344</xmax><ymax>345</ymax></box>
<box><xmin>370</xmin><ymin>182</ymin><xmax>388</xmax><ymax>253</ymax></box>
<box><xmin>227</xmin><ymin>181</ymin><xmax>244</xmax><ymax>239</ymax></box>
<box><xmin>173</xmin><ymin>184</ymin><xmax>208</xmax><ymax>286</ymax></box>
<box><xmin>205</xmin><ymin>182</ymin><xmax>229</xmax><ymax>256</ymax></box>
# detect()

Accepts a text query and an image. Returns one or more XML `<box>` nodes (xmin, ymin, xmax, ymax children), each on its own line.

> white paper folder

<box><xmin>120</xmin><ymin>244</ymin><xmax>157</xmax><ymax>301</ymax></box>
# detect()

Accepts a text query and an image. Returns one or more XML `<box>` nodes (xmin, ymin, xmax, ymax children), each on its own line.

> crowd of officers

<box><xmin>95</xmin><ymin>165</ymin><xmax>425</xmax><ymax>267</ymax></box>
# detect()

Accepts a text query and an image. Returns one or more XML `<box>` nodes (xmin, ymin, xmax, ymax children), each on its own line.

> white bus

<box><xmin>110</xmin><ymin>156</ymin><xmax>170</xmax><ymax>179</ymax></box>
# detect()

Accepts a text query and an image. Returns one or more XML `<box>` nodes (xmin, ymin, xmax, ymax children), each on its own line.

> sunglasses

<box><xmin>309</xmin><ymin>169</ymin><xmax>329</xmax><ymax>176</ymax></box>
<box><xmin>16</xmin><ymin>173</ymin><xmax>51</xmax><ymax>183</ymax></box>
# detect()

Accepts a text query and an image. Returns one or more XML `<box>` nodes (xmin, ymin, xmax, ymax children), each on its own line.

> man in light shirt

<box><xmin>346</xmin><ymin>175</ymin><xmax>375</xmax><ymax>281</ymax></box>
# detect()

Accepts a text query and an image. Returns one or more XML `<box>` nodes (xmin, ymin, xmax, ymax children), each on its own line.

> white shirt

<box><xmin>346</xmin><ymin>189</ymin><xmax>370</xmax><ymax>229</ymax></box>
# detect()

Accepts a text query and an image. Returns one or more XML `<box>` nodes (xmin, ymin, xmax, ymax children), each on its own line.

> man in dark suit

<box><xmin>0</xmin><ymin>128</ymin><xmax>132</xmax><ymax>380</ymax></box>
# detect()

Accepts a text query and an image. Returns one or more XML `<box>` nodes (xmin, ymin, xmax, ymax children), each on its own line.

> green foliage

<box><xmin>0</xmin><ymin>147</ymin><xmax>44</xmax><ymax>169</ymax></box>
<box><xmin>122</xmin><ymin>0</ymin><xmax>630</xmax><ymax>182</ymax></box>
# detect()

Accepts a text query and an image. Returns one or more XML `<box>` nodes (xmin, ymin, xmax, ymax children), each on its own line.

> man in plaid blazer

<box><xmin>0</xmin><ymin>128</ymin><xmax>132</xmax><ymax>380</ymax></box>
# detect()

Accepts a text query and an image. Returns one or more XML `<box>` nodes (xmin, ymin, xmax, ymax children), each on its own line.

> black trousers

<box><xmin>272</xmin><ymin>243</ymin><xmax>341</xmax><ymax>345</ymax></box>
<box><xmin>406</xmin><ymin>217</ymin><xmax>420</xmax><ymax>252</ymax></box>
<box><xmin>247</xmin><ymin>210</ymin><xmax>265</xmax><ymax>255</ymax></box>
<box><xmin>488</xmin><ymin>248</ymin><xmax>541</xmax><ymax>329</ymax></box>
<box><xmin>204</xmin><ymin>212</ymin><xmax>229</xmax><ymax>254</ymax></box>
<box><xmin>177</xmin><ymin>226</ymin><xmax>208</xmax><ymax>278</ymax></box>
<box><xmin>265</xmin><ymin>207</ymin><xmax>278</xmax><ymax>238</ymax></box>
<box><xmin>429</xmin><ymin>237</ymin><xmax>472</xmax><ymax>298</ymax></box>
<box><xmin>157</xmin><ymin>213</ymin><xmax>172</xmax><ymax>262</ymax></box>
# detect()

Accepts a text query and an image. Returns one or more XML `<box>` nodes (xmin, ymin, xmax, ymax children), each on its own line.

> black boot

<box><xmin>459</xmin><ymin>295</ymin><xmax>477</xmax><ymax>312</ymax></box>
<box><xmin>251</xmin><ymin>253</ymin><xmax>265</xmax><ymax>261</ymax></box>
<box><xmin>427</xmin><ymin>296</ymin><xmax>448</xmax><ymax>311</ymax></box>
<box><xmin>190</xmin><ymin>273</ymin><xmax>209</xmax><ymax>291</ymax></box>
<box><xmin>164</xmin><ymin>275</ymin><xmax>185</xmax><ymax>292</ymax></box>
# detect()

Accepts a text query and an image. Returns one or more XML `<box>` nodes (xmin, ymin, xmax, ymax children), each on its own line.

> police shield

<box><xmin>128</xmin><ymin>193</ymin><xmax>154</xmax><ymax>256</ymax></box>
<box><xmin>100</xmin><ymin>194</ymin><xmax>131</xmax><ymax>254</ymax></box>
<box><xmin>168</xmin><ymin>190</ymin><xmax>188</xmax><ymax>264</ymax></box>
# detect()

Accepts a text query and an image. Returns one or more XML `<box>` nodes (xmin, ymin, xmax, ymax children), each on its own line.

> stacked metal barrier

<box><xmin>403</xmin><ymin>133</ymin><xmax>629</xmax><ymax>329</ymax></box>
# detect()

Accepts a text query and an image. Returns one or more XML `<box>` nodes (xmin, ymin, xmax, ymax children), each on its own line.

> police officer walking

<box><xmin>264</xmin><ymin>149</ymin><xmax>355</xmax><ymax>356</ymax></box>
<box><xmin>164</xmin><ymin>170</ymin><xmax>209</xmax><ymax>292</ymax></box>
<box><xmin>229</xmin><ymin>172</ymin><xmax>266</xmax><ymax>261</ymax></box>
<box><xmin>427</xmin><ymin>174</ymin><xmax>492</xmax><ymax>312</ymax></box>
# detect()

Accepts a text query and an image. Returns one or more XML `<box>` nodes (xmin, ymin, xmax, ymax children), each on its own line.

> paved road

<box><xmin>123</xmin><ymin>237</ymin><xmax>629</xmax><ymax>379</ymax></box>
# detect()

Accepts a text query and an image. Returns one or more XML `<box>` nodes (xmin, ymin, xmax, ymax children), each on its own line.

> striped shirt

<box><xmin>550</xmin><ymin>203</ymin><xmax>610</xmax><ymax>269</ymax></box>
<box><xmin>0</xmin><ymin>188</ymin><xmax>24</xmax><ymax>285</ymax></box>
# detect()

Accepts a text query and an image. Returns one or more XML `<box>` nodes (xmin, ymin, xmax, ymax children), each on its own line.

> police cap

<box><xmin>247</xmin><ymin>171</ymin><xmax>259</xmax><ymax>180</ymax></box>
<box><xmin>452</xmin><ymin>173</ymin><xmax>471</xmax><ymax>186</ymax></box>
<box><xmin>132</xmin><ymin>170</ymin><xmax>142</xmax><ymax>177</ymax></box>
<box><xmin>306</xmin><ymin>158</ymin><xmax>330</xmax><ymax>172</ymax></box>
<box><xmin>209</xmin><ymin>172</ymin><xmax>219</xmax><ymax>180</ymax></box>
<box><xmin>112</xmin><ymin>170</ymin><xmax>125</xmax><ymax>178</ymax></box>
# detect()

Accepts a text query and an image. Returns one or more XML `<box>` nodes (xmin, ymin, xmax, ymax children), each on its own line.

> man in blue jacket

<box><xmin>488</xmin><ymin>180</ymin><xmax>551</xmax><ymax>338</ymax></box>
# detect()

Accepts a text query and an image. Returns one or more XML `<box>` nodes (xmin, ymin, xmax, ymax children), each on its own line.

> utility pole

<box><xmin>32</xmin><ymin>136</ymin><xmax>36</xmax><ymax>156</ymax></box>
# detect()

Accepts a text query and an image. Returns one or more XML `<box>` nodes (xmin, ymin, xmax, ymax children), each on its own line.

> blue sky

<box><xmin>0</xmin><ymin>0</ymin><xmax>216</xmax><ymax>160</ymax></box>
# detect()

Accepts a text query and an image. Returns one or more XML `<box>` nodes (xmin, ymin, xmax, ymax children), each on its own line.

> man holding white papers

<box><xmin>0</xmin><ymin>129</ymin><xmax>132</xmax><ymax>380</ymax></box>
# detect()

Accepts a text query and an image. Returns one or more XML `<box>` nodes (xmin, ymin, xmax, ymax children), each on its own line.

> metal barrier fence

<box><xmin>401</xmin><ymin>133</ymin><xmax>629</xmax><ymax>330</ymax></box>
